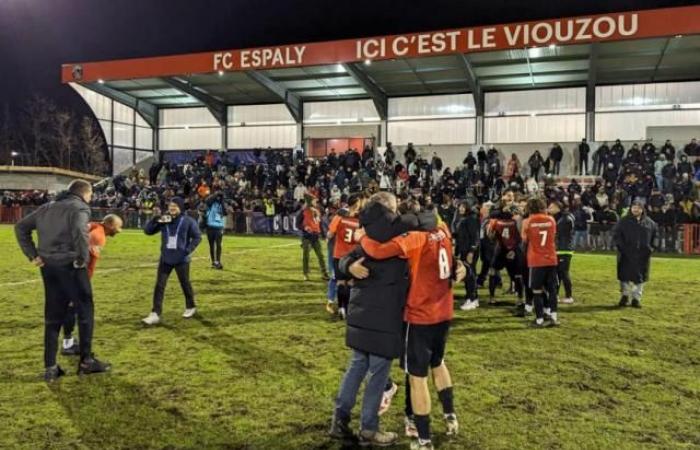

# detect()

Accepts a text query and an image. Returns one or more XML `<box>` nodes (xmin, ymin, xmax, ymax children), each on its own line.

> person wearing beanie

<box><xmin>142</xmin><ymin>197</ymin><xmax>202</xmax><ymax>325</ymax></box>
<box><xmin>612</xmin><ymin>200</ymin><xmax>658</xmax><ymax>308</ymax></box>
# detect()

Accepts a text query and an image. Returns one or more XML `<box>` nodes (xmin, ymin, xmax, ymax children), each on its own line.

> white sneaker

<box><xmin>560</xmin><ymin>297</ymin><xmax>575</xmax><ymax>304</ymax></box>
<box><xmin>404</xmin><ymin>416</ymin><xmax>418</xmax><ymax>438</ymax></box>
<box><xmin>444</xmin><ymin>413</ymin><xmax>459</xmax><ymax>436</ymax></box>
<box><xmin>338</xmin><ymin>307</ymin><xmax>346</xmax><ymax>320</ymax></box>
<box><xmin>142</xmin><ymin>312</ymin><xmax>160</xmax><ymax>325</ymax></box>
<box><xmin>460</xmin><ymin>299</ymin><xmax>479</xmax><ymax>311</ymax></box>
<box><xmin>182</xmin><ymin>308</ymin><xmax>197</xmax><ymax>318</ymax></box>
<box><xmin>378</xmin><ymin>382</ymin><xmax>398</xmax><ymax>415</ymax></box>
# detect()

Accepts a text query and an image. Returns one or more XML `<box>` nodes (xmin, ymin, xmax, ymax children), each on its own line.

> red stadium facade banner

<box><xmin>62</xmin><ymin>5</ymin><xmax>700</xmax><ymax>84</ymax></box>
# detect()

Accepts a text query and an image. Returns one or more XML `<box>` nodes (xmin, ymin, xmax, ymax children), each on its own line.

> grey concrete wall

<box><xmin>0</xmin><ymin>169</ymin><xmax>101</xmax><ymax>193</ymax></box>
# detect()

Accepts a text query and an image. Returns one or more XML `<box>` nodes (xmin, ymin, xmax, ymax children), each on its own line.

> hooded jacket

<box><xmin>15</xmin><ymin>191</ymin><xmax>90</xmax><ymax>266</ymax></box>
<box><xmin>338</xmin><ymin>204</ymin><xmax>436</xmax><ymax>359</ymax></box>
<box><xmin>613</xmin><ymin>213</ymin><xmax>658</xmax><ymax>283</ymax></box>
<box><xmin>144</xmin><ymin>213</ymin><xmax>202</xmax><ymax>265</ymax></box>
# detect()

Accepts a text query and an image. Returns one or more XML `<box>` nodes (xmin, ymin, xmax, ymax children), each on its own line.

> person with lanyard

<box><xmin>548</xmin><ymin>201</ymin><xmax>576</xmax><ymax>305</ymax></box>
<box><xmin>142</xmin><ymin>197</ymin><xmax>202</xmax><ymax>326</ymax></box>
<box><xmin>204</xmin><ymin>192</ymin><xmax>226</xmax><ymax>270</ymax></box>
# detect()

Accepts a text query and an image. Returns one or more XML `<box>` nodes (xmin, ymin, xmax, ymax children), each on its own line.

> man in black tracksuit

<box><xmin>455</xmin><ymin>201</ymin><xmax>481</xmax><ymax>310</ymax></box>
<box><xmin>15</xmin><ymin>179</ymin><xmax>111</xmax><ymax>381</ymax></box>
<box><xmin>548</xmin><ymin>201</ymin><xmax>575</xmax><ymax>304</ymax></box>
<box><xmin>329</xmin><ymin>193</ymin><xmax>436</xmax><ymax>446</ymax></box>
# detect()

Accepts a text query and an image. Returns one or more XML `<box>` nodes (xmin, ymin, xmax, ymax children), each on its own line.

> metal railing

<box><xmin>1</xmin><ymin>205</ymin><xmax>698</xmax><ymax>254</ymax></box>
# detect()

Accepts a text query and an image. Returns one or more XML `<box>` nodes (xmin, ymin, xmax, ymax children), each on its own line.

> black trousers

<box><xmin>63</xmin><ymin>302</ymin><xmax>76</xmax><ymax>338</ymax></box>
<box><xmin>152</xmin><ymin>260</ymin><xmax>195</xmax><ymax>315</ymax></box>
<box><xmin>41</xmin><ymin>264</ymin><xmax>93</xmax><ymax>367</ymax></box>
<box><xmin>557</xmin><ymin>254</ymin><xmax>573</xmax><ymax>298</ymax></box>
<box><xmin>579</xmin><ymin>157</ymin><xmax>588</xmax><ymax>175</ymax></box>
<box><xmin>206</xmin><ymin>228</ymin><xmax>223</xmax><ymax>264</ymax></box>
<box><xmin>461</xmin><ymin>252</ymin><xmax>479</xmax><ymax>300</ymax></box>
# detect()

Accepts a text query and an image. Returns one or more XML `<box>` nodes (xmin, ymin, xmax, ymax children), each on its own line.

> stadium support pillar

<box><xmin>586</xmin><ymin>43</ymin><xmax>599</xmax><ymax>142</ymax></box>
<box><xmin>296</xmin><ymin>123</ymin><xmax>303</xmax><ymax>149</ymax></box>
<box><xmin>476</xmin><ymin>115</ymin><xmax>484</xmax><ymax>146</ymax></box>
<box><xmin>221</xmin><ymin>124</ymin><xmax>227</xmax><ymax>152</ymax></box>
<box><xmin>380</xmin><ymin>120</ymin><xmax>388</xmax><ymax>147</ymax></box>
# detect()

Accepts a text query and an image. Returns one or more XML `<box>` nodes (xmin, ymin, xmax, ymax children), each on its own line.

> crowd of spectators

<box><xmin>2</xmin><ymin>138</ymin><xmax>699</xmax><ymax>251</ymax></box>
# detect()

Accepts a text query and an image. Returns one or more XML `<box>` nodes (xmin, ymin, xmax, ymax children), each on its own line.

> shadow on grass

<box><xmin>174</xmin><ymin>315</ymin><xmax>314</xmax><ymax>377</ymax></box>
<box><xmin>47</xmin><ymin>375</ymin><xmax>245</xmax><ymax>449</ymax></box>
<box><xmin>561</xmin><ymin>304</ymin><xmax>621</xmax><ymax>314</ymax></box>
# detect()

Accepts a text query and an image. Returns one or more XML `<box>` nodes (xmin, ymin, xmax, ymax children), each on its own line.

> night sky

<box><xmin>0</xmin><ymin>0</ymin><xmax>695</xmax><ymax>118</ymax></box>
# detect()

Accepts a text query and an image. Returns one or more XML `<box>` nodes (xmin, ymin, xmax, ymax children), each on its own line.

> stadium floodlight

<box><xmin>11</xmin><ymin>151</ymin><xmax>19</xmax><ymax>157</ymax></box>
<box><xmin>98</xmin><ymin>79</ymin><xmax>105</xmax><ymax>84</ymax></box>
<box><xmin>549</xmin><ymin>43</ymin><xmax>557</xmax><ymax>49</ymax></box>
<box><xmin>218</xmin><ymin>70</ymin><xmax>224</xmax><ymax>76</ymax></box>
<box><xmin>364</xmin><ymin>59</ymin><xmax>372</xmax><ymax>66</ymax></box>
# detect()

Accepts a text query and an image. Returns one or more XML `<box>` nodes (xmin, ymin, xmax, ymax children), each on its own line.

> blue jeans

<box><xmin>335</xmin><ymin>350</ymin><xmax>392</xmax><ymax>431</ymax></box>
<box><xmin>326</xmin><ymin>242</ymin><xmax>336</xmax><ymax>302</ymax></box>
<box><xmin>574</xmin><ymin>230</ymin><xmax>588</xmax><ymax>249</ymax></box>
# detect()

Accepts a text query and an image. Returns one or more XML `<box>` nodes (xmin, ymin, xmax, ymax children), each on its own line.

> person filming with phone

<box><xmin>142</xmin><ymin>197</ymin><xmax>202</xmax><ymax>326</ymax></box>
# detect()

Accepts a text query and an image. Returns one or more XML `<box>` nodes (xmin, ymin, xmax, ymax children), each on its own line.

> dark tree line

<box><xmin>0</xmin><ymin>95</ymin><xmax>109</xmax><ymax>175</ymax></box>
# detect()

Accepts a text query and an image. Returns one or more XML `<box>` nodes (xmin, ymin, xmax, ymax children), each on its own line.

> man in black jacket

<box><xmin>455</xmin><ymin>201</ymin><xmax>481</xmax><ymax>310</ymax></box>
<box><xmin>549</xmin><ymin>143</ymin><xmax>564</xmax><ymax>175</ymax></box>
<box><xmin>594</xmin><ymin>142</ymin><xmax>610</xmax><ymax>175</ymax></box>
<box><xmin>15</xmin><ymin>179</ymin><xmax>111</xmax><ymax>381</ymax></box>
<box><xmin>548</xmin><ymin>201</ymin><xmax>576</xmax><ymax>304</ymax></box>
<box><xmin>578</xmin><ymin>138</ymin><xmax>590</xmax><ymax>175</ymax></box>
<box><xmin>328</xmin><ymin>192</ymin><xmax>436</xmax><ymax>447</ymax></box>
<box><xmin>613</xmin><ymin>201</ymin><xmax>657</xmax><ymax>308</ymax></box>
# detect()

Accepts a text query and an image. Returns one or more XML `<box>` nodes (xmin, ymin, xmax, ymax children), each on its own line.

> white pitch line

<box><xmin>0</xmin><ymin>242</ymin><xmax>298</xmax><ymax>287</ymax></box>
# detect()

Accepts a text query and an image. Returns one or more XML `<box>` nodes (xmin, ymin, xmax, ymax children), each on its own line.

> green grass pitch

<box><xmin>0</xmin><ymin>224</ymin><xmax>698</xmax><ymax>449</ymax></box>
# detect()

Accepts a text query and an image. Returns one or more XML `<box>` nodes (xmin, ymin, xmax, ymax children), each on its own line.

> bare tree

<box><xmin>55</xmin><ymin>109</ymin><xmax>76</xmax><ymax>169</ymax></box>
<box><xmin>78</xmin><ymin>116</ymin><xmax>108</xmax><ymax>175</ymax></box>
<box><xmin>20</xmin><ymin>95</ymin><xmax>58</xmax><ymax>167</ymax></box>
<box><xmin>0</xmin><ymin>103</ymin><xmax>10</xmax><ymax>164</ymax></box>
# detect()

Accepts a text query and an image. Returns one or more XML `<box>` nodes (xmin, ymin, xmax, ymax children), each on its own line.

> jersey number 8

<box><xmin>438</xmin><ymin>247</ymin><xmax>450</xmax><ymax>280</ymax></box>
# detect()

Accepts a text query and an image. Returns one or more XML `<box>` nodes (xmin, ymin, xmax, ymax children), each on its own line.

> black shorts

<box><xmin>491</xmin><ymin>248</ymin><xmax>524</xmax><ymax>276</ymax></box>
<box><xmin>528</xmin><ymin>266</ymin><xmax>558</xmax><ymax>291</ymax></box>
<box><xmin>333</xmin><ymin>258</ymin><xmax>350</xmax><ymax>281</ymax></box>
<box><xmin>401</xmin><ymin>321</ymin><xmax>450</xmax><ymax>377</ymax></box>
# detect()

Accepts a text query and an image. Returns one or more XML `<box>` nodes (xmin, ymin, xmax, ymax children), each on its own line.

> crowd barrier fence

<box><xmin>1</xmin><ymin>205</ymin><xmax>698</xmax><ymax>254</ymax></box>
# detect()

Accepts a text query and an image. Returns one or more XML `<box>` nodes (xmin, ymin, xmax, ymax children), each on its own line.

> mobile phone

<box><xmin>159</xmin><ymin>215</ymin><xmax>173</xmax><ymax>223</ymax></box>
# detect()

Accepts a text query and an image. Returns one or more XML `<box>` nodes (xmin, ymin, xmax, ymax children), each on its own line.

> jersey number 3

<box><xmin>343</xmin><ymin>228</ymin><xmax>354</xmax><ymax>243</ymax></box>
<box><xmin>438</xmin><ymin>247</ymin><xmax>450</xmax><ymax>280</ymax></box>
